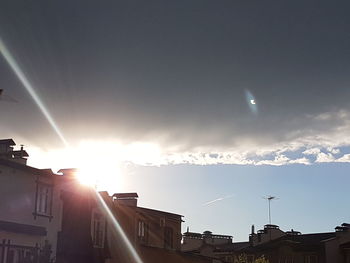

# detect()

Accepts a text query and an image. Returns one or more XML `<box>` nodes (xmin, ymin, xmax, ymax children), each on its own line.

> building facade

<box><xmin>100</xmin><ymin>192</ymin><xmax>219</xmax><ymax>263</ymax></box>
<box><xmin>0</xmin><ymin>139</ymin><xmax>107</xmax><ymax>263</ymax></box>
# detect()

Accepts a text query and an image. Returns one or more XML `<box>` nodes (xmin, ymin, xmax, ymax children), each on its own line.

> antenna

<box><xmin>262</xmin><ymin>195</ymin><xmax>279</xmax><ymax>224</ymax></box>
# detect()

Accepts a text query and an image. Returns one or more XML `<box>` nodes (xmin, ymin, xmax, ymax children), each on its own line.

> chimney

<box><xmin>0</xmin><ymin>139</ymin><xmax>29</xmax><ymax>164</ymax></box>
<box><xmin>12</xmin><ymin>145</ymin><xmax>29</xmax><ymax>165</ymax></box>
<box><xmin>113</xmin><ymin>193</ymin><xmax>138</xmax><ymax>207</ymax></box>
<box><xmin>251</xmin><ymin>224</ymin><xmax>255</xmax><ymax>235</ymax></box>
<box><xmin>0</xmin><ymin>139</ymin><xmax>16</xmax><ymax>159</ymax></box>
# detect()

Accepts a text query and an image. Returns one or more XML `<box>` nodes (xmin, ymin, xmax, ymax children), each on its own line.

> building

<box><xmin>181</xmin><ymin>229</ymin><xmax>242</xmax><ymax>262</ymax></box>
<box><xmin>183</xmin><ymin>224</ymin><xmax>350</xmax><ymax>263</ymax></box>
<box><xmin>100</xmin><ymin>192</ymin><xmax>221</xmax><ymax>263</ymax></box>
<box><xmin>324</xmin><ymin>223</ymin><xmax>350</xmax><ymax>263</ymax></box>
<box><xmin>0</xmin><ymin>139</ymin><xmax>107</xmax><ymax>263</ymax></box>
<box><xmin>239</xmin><ymin>224</ymin><xmax>350</xmax><ymax>263</ymax></box>
<box><xmin>0</xmin><ymin>138</ymin><xmax>215</xmax><ymax>263</ymax></box>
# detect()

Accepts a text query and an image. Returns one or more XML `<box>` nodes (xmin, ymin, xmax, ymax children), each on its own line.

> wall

<box><xmin>0</xmin><ymin>164</ymin><xmax>64</xmax><ymax>261</ymax></box>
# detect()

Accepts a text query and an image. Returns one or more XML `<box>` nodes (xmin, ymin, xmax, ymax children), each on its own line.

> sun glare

<box><xmin>76</xmin><ymin>161</ymin><xmax>121</xmax><ymax>190</ymax></box>
<box><xmin>73</xmin><ymin>141</ymin><xmax>123</xmax><ymax>192</ymax></box>
<box><xmin>28</xmin><ymin>140</ymin><xmax>163</xmax><ymax>193</ymax></box>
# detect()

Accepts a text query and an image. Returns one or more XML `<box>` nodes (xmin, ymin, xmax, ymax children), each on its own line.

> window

<box><xmin>35</xmin><ymin>183</ymin><xmax>53</xmax><ymax>218</ymax></box>
<box><xmin>164</xmin><ymin>227</ymin><xmax>173</xmax><ymax>249</ymax></box>
<box><xmin>92</xmin><ymin>212</ymin><xmax>105</xmax><ymax>248</ymax></box>
<box><xmin>137</xmin><ymin>220</ymin><xmax>148</xmax><ymax>243</ymax></box>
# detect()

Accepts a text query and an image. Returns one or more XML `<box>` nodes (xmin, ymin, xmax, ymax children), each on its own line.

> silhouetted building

<box><xmin>183</xmin><ymin>224</ymin><xmax>350</xmax><ymax>263</ymax></box>
<box><xmin>100</xmin><ymin>192</ymin><xmax>221</xmax><ymax>263</ymax></box>
<box><xmin>324</xmin><ymin>223</ymin><xmax>350</xmax><ymax>263</ymax></box>
<box><xmin>249</xmin><ymin>224</ymin><xmax>286</xmax><ymax>246</ymax></box>
<box><xmin>0</xmin><ymin>139</ymin><xmax>107</xmax><ymax>263</ymax></box>
<box><xmin>181</xmin><ymin>229</ymin><xmax>241</xmax><ymax>262</ymax></box>
<box><xmin>237</xmin><ymin>224</ymin><xmax>350</xmax><ymax>263</ymax></box>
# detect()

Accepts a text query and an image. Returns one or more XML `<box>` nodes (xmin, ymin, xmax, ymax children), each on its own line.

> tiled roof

<box><xmin>137</xmin><ymin>206</ymin><xmax>183</xmax><ymax>218</ymax></box>
<box><xmin>0</xmin><ymin>139</ymin><xmax>15</xmax><ymax>145</ymax></box>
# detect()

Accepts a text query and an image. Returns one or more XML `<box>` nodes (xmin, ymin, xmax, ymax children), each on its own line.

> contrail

<box><xmin>202</xmin><ymin>194</ymin><xmax>234</xmax><ymax>206</ymax></box>
<box><xmin>0</xmin><ymin>37</ymin><xmax>69</xmax><ymax>147</ymax></box>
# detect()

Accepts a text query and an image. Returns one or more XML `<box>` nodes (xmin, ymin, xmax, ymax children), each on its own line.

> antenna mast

<box><xmin>263</xmin><ymin>195</ymin><xmax>278</xmax><ymax>224</ymax></box>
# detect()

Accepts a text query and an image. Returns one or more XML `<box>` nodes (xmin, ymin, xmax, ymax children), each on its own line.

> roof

<box><xmin>0</xmin><ymin>158</ymin><xmax>54</xmax><ymax>177</ymax></box>
<box><xmin>139</xmin><ymin>246</ymin><xmax>221</xmax><ymax>263</ymax></box>
<box><xmin>0</xmin><ymin>220</ymin><xmax>47</xmax><ymax>236</ymax></box>
<box><xmin>284</xmin><ymin>232</ymin><xmax>336</xmax><ymax>245</ymax></box>
<box><xmin>234</xmin><ymin>242</ymin><xmax>251</xmax><ymax>251</ymax></box>
<box><xmin>137</xmin><ymin>206</ymin><xmax>183</xmax><ymax>219</ymax></box>
<box><xmin>0</xmin><ymin>139</ymin><xmax>15</xmax><ymax>145</ymax></box>
<box><xmin>243</xmin><ymin>232</ymin><xmax>336</xmax><ymax>253</ymax></box>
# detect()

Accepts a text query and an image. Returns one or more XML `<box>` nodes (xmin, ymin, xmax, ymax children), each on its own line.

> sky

<box><xmin>0</xmin><ymin>0</ymin><xmax>350</xmax><ymax>241</ymax></box>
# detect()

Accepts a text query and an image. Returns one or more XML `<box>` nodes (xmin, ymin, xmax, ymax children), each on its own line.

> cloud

<box><xmin>303</xmin><ymin>148</ymin><xmax>321</xmax><ymax>155</ymax></box>
<box><xmin>335</xmin><ymin>154</ymin><xmax>350</xmax><ymax>163</ymax></box>
<box><xmin>315</xmin><ymin>153</ymin><xmax>335</xmax><ymax>163</ymax></box>
<box><xmin>19</xmin><ymin>108</ymin><xmax>350</xmax><ymax>168</ymax></box>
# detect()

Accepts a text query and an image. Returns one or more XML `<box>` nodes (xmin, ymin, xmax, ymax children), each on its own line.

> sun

<box><xmin>29</xmin><ymin>139</ymin><xmax>163</xmax><ymax>193</ymax></box>
<box><xmin>75</xmin><ymin>162</ymin><xmax>121</xmax><ymax>191</ymax></box>
<box><xmin>72</xmin><ymin>141</ymin><xmax>123</xmax><ymax>192</ymax></box>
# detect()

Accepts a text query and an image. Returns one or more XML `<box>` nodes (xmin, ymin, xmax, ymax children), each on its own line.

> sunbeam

<box><xmin>96</xmin><ymin>191</ymin><xmax>144</xmax><ymax>263</ymax></box>
<box><xmin>0</xmin><ymin>37</ymin><xmax>68</xmax><ymax>147</ymax></box>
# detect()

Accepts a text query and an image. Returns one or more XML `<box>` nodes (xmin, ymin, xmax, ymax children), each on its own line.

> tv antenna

<box><xmin>263</xmin><ymin>195</ymin><xmax>279</xmax><ymax>224</ymax></box>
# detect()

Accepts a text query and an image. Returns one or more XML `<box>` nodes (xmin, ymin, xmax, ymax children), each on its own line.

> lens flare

<box><xmin>0</xmin><ymin>37</ymin><xmax>68</xmax><ymax>147</ymax></box>
<box><xmin>245</xmin><ymin>90</ymin><xmax>258</xmax><ymax>115</ymax></box>
<box><xmin>95</xmin><ymin>191</ymin><xmax>144</xmax><ymax>263</ymax></box>
<box><xmin>0</xmin><ymin>37</ymin><xmax>143</xmax><ymax>262</ymax></box>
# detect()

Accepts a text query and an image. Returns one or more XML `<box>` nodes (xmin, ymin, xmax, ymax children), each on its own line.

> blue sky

<box><xmin>122</xmin><ymin>163</ymin><xmax>350</xmax><ymax>241</ymax></box>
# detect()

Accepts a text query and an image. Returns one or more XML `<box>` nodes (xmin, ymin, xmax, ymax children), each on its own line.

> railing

<box><xmin>0</xmin><ymin>239</ymin><xmax>52</xmax><ymax>263</ymax></box>
<box><xmin>0</xmin><ymin>240</ymin><xmax>40</xmax><ymax>263</ymax></box>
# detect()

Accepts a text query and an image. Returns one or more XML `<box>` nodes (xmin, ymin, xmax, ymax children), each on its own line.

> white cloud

<box><xmin>303</xmin><ymin>148</ymin><xmax>321</xmax><ymax>155</ymax></box>
<box><xmin>315</xmin><ymin>153</ymin><xmax>335</xmax><ymax>163</ymax></box>
<box><xmin>289</xmin><ymin>157</ymin><xmax>310</xmax><ymax>165</ymax></box>
<box><xmin>327</xmin><ymin>147</ymin><xmax>340</xmax><ymax>154</ymax></box>
<box><xmin>335</xmin><ymin>154</ymin><xmax>350</xmax><ymax>163</ymax></box>
<box><xmin>22</xmin><ymin>109</ymin><xmax>350</xmax><ymax>168</ymax></box>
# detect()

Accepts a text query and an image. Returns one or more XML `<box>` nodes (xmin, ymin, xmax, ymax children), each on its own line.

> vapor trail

<box><xmin>0</xmin><ymin>37</ymin><xmax>68</xmax><ymax>147</ymax></box>
<box><xmin>202</xmin><ymin>194</ymin><xmax>234</xmax><ymax>206</ymax></box>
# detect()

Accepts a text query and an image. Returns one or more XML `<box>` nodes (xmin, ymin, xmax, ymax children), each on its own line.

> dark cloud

<box><xmin>1</xmin><ymin>0</ymin><xmax>350</xmax><ymax>158</ymax></box>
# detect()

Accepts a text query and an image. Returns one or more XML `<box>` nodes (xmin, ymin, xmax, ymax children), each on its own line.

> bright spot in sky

<box><xmin>68</xmin><ymin>141</ymin><xmax>123</xmax><ymax>191</ymax></box>
<box><xmin>27</xmin><ymin>140</ymin><xmax>163</xmax><ymax>193</ymax></box>
<box><xmin>245</xmin><ymin>90</ymin><xmax>258</xmax><ymax>114</ymax></box>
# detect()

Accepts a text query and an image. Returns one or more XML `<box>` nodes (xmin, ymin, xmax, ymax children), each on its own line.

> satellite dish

<box><xmin>0</xmin><ymin>89</ymin><xmax>18</xmax><ymax>103</ymax></box>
